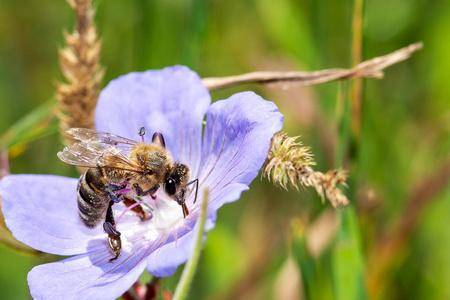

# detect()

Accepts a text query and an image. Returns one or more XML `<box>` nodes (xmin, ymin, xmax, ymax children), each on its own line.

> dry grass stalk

<box><xmin>264</xmin><ymin>132</ymin><xmax>349</xmax><ymax>207</ymax></box>
<box><xmin>202</xmin><ymin>42</ymin><xmax>423</xmax><ymax>91</ymax></box>
<box><xmin>0</xmin><ymin>150</ymin><xmax>9</xmax><ymax>180</ymax></box>
<box><xmin>57</xmin><ymin>0</ymin><xmax>104</xmax><ymax>146</ymax></box>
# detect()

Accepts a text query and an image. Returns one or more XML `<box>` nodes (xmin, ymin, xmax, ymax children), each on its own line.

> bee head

<box><xmin>164</xmin><ymin>163</ymin><xmax>189</xmax><ymax>197</ymax></box>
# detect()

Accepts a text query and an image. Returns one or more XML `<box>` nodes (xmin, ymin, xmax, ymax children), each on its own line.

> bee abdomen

<box><xmin>77</xmin><ymin>169</ymin><xmax>110</xmax><ymax>228</ymax></box>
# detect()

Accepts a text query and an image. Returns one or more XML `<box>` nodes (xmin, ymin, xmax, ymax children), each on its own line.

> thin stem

<box><xmin>350</xmin><ymin>0</ymin><xmax>364</xmax><ymax>142</ymax></box>
<box><xmin>330</xmin><ymin>1</ymin><xmax>368</xmax><ymax>299</ymax></box>
<box><xmin>173</xmin><ymin>188</ymin><xmax>209</xmax><ymax>300</ymax></box>
<box><xmin>335</xmin><ymin>81</ymin><xmax>349</xmax><ymax>168</ymax></box>
<box><xmin>202</xmin><ymin>43</ymin><xmax>422</xmax><ymax>91</ymax></box>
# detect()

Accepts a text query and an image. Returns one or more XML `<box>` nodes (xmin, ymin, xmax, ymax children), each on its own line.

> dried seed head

<box><xmin>264</xmin><ymin>132</ymin><xmax>315</xmax><ymax>190</ymax></box>
<box><xmin>264</xmin><ymin>132</ymin><xmax>350</xmax><ymax>207</ymax></box>
<box><xmin>56</xmin><ymin>0</ymin><xmax>104</xmax><ymax>147</ymax></box>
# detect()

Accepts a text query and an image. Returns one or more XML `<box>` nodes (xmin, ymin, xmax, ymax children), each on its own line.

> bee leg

<box><xmin>187</xmin><ymin>178</ymin><xmax>199</xmax><ymax>204</ymax></box>
<box><xmin>105</xmin><ymin>181</ymin><xmax>124</xmax><ymax>190</ymax></box>
<box><xmin>104</xmin><ymin>182</ymin><xmax>124</xmax><ymax>203</ymax></box>
<box><xmin>99</xmin><ymin>171</ymin><xmax>125</xmax><ymax>203</ymax></box>
<box><xmin>104</xmin><ymin>200</ymin><xmax>122</xmax><ymax>262</ymax></box>
<box><xmin>123</xmin><ymin>196</ymin><xmax>153</xmax><ymax>221</ymax></box>
<box><xmin>133</xmin><ymin>183</ymin><xmax>159</xmax><ymax>200</ymax></box>
<box><xmin>105</xmin><ymin>190</ymin><xmax>120</xmax><ymax>203</ymax></box>
<box><xmin>149</xmin><ymin>186</ymin><xmax>159</xmax><ymax>200</ymax></box>
<box><xmin>133</xmin><ymin>183</ymin><xmax>159</xmax><ymax>197</ymax></box>
<box><xmin>108</xmin><ymin>236</ymin><xmax>121</xmax><ymax>263</ymax></box>
<box><xmin>148</xmin><ymin>185</ymin><xmax>159</xmax><ymax>197</ymax></box>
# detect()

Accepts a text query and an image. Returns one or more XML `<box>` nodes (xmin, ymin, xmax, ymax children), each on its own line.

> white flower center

<box><xmin>115</xmin><ymin>192</ymin><xmax>185</xmax><ymax>247</ymax></box>
<box><xmin>151</xmin><ymin>196</ymin><xmax>185</xmax><ymax>231</ymax></box>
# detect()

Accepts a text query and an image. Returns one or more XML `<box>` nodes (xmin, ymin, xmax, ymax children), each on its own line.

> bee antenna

<box><xmin>187</xmin><ymin>178</ymin><xmax>199</xmax><ymax>204</ymax></box>
<box><xmin>139</xmin><ymin>127</ymin><xmax>146</xmax><ymax>143</ymax></box>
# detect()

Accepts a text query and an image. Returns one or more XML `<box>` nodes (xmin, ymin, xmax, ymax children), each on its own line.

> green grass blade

<box><xmin>332</xmin><ymin>207</ymin><xmax>367</xmax><ymax>300</ymax></box>
<box><xmin>291</xmin><ymin>220</ymin><xmax>334</xmax><ymax>300</ymax></box>
<box><xmin>0</xmin><ymin>99</ymin><xmax>58</xmax><ymax>151</ymax></box>
<box><xmin>173</xmin><ymin>188</ymin><xmax>209</xmax><ymax>300</ymax></box>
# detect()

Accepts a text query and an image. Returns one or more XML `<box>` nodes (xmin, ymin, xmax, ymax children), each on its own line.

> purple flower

<box><xmin>0</xmin><ymin>66</ymin><xmax>283</xmax><ymax>299</ymax></box>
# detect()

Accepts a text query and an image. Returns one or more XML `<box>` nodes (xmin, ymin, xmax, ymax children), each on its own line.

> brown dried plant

<box><xmin>264</xmin><ymin>132</ymin><xmax>349</xmax><ymax>207</ymax></box>
<box><xmin>202</xmin><ymin>42</ymin><xmax>422</xmax><ymax>91</ymax></box>
<box><xmin>56</xmin><ymin>0</ymin><xmax>104</xmax><ymax>146</ymax></box>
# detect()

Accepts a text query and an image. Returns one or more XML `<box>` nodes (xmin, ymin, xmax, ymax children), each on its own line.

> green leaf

<box><xmin>291</xmin><ymin>220</ymin><xmax>334</xmax><ymax>300</ymax></box>
<box><xmin>332</xmin><ymin>207</ymin><xmax>367</xmax><ymax>300</ymax></box>
<box><xmin>173</xmin><ymin>188</ymin><xmax>209</xmax><ymax>300</ymax></box>
<box><xmin>0</xmin><ymin>98</ymin><xmax>58</xmax><ymax>152</ymax></box>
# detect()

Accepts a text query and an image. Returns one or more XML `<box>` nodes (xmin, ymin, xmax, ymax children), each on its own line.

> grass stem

<box><xmin>173</xmin><ymin>188</ymin><xmax>209</xmax><ymax>300</ymax></box>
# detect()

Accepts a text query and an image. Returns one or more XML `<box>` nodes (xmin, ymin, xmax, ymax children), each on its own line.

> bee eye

<box><xmin>165</xmin><ymin>178</ymin><xmax>176</xmax><ymax>195</ymax></box>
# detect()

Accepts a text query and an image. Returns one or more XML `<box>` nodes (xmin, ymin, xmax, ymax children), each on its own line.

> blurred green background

<box><xmin>0</xmin><ymin>0</ymin><xmax>449</xmax><ymax>299</ymax></box>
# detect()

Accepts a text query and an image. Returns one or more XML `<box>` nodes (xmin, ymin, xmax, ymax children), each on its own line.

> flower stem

<box><xmin>173</xmin><ymin>188</ymin><xmax>209</xmax><ymax>300</ymax></box>
<box><xmin>350</xmin><ymin>0</ymin><xmax>364</xmax><ymax>142</ymax></box>
<box><xmin>331</xmin><ymin>1</ymin><xmax>368</xmax><ymax>299</ymax></box>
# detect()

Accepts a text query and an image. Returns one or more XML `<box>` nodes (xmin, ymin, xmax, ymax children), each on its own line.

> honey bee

<box><xmin>57</xmin><ymin>127</ymin><xmax>198</xmax><ymax>262</ymax></box>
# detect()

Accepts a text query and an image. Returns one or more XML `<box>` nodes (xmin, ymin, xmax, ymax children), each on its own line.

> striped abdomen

<box><xmin>77</xmin><ymin>168</ymin><xmax>111</xmax><ymax>227</ymax></box>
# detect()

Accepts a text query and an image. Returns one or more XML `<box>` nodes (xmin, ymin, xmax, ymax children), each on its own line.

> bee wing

<box><xmin>58</xmin><ymin>128</ymin><xmax>143</xmax><ymax>172</ymax></box>
<box><xmin>67</xmin><ymin>128</ymin><xmax>139</xmax><ymax>151</ymax></box>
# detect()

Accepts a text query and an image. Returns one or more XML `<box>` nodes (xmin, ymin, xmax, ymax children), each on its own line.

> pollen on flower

<box><xmin>263</xmin><ymin>132</ymin><xmax>350</xmax><ymax>207</ymax></box>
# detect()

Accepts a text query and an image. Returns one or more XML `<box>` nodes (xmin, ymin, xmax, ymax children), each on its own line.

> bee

<box><xmin>57</xmin><ymin>127</ymin><xmax>198</xmax><ymax>262</ymax></box>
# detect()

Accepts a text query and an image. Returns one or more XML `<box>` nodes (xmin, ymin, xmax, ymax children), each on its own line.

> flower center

<box><xmin>151</xmin><ymin>196</ymin><xmax>185</xmax><ymax>230</ymax></box>
<box><xmin>114</xmin><ymin>192</ymin><xmax>185</xmax><ymax>242</ymax></box>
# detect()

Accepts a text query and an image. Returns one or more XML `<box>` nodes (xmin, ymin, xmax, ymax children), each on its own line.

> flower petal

<box><xmin>28</xmin><ymin>244</ymin><xmax>148</xmax><ymax>300</ymax></box>
<box><xmin>0</xmin><ymin>174</ymin><xmax>105</xmax><ymax>255</ymax></box>
<box><xmin>199</xmin><ymin>91</ymin><xmax>284</xmax><ymax>211</ymax></box>
<box><xmin>95</xmin><ymin>66</ymin><xmax>211</xmax><ymax>175</ymax></box>
<box><xmin>146</xmin><ymin>92</ymin><xmax>283</xmax><ymax>276</ymax></box>
<box><xmin>145</xmin><ymin>215</ymin><xmax>215</xmax><ymax>277</ymax></box>
<box><xmin>146</xmin><ymin>228</ymin><xmax>196</xmax><ymax>277</ymax></box>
